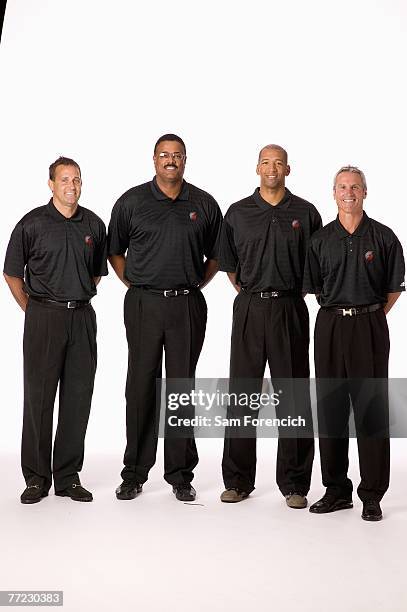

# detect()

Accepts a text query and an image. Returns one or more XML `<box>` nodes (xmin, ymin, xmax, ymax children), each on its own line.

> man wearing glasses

<box><xmin>108</xmin><ymin>134</ymin><xmax>222</xmax><ymax>502</ymax></box>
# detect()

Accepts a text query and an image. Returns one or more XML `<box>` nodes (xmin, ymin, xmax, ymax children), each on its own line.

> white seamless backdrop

<box><xmin>0</xmin><ymin>0</ymin><xmax>406</xmax><ymax>454</ymax></box>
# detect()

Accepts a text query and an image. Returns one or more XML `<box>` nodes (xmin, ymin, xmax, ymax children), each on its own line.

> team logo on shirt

<box><xmin>292</xmin><ymin>219</ymin><xmax>301</xmax><ymax>229</ymax></box>
<box><xmin>85</xmin><ymin>235</ymin><xmax>93</xmax><ymax>247</ymax></box>
<box><xmin>189</xmin><ymin>212</ymin><xmax>198</xmax><ymax>221</ymax></box>
<box><xmin>365</xmin><ymin>250</ymin><xmax>374</xmax><ymax>262</ymax></box>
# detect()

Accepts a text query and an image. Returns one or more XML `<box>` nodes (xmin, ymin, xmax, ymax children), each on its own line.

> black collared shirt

<box><xmin>303</xmin><ymin>212</ymin><xmax>405</xmax><ymax>307</ymax></box>
<box><xmin>220</xmin><ymin>188</ymin><xmax>322</xmax><ymax>291</ymax></box>
<box><xmin>3</xmin><ymin>200</ymin><xmax>108</xmax><ymax>301</ymax></box>
<box><xmin>108</xmin><ymin>177</ymin><xmax>223</xmax><ymax>288</ymax></box>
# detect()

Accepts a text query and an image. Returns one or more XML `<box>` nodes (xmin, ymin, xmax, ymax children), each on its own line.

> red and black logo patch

<box><xmin>189</xmin><ymin>212</ymin><xmax>198</xmax><ymax>221</ymax></box>
<box><xmin>85</xmin><ymin>235</ymin><xmax>93</xmax><ymax>247</ymax></box>
<box><xmin>365</xmin><ymin>250</ymin><xmax>374</xmax><ymax>263</ymax></box>
<box><xmin>292</xmin><ymin>219</ymin><xmax>301</xmax><ymax>229</ymax></box>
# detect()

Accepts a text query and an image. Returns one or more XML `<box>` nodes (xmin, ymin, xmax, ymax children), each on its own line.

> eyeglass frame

<box><xmin>156</xmin><ymin>151</ymin><xmax>186</xmax><ymax>162</ymax></box>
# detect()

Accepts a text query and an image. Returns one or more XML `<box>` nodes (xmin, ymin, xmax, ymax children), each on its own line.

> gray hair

<box><xmin>333</xmin><ymin>165</ymin><xmax>367</xmax><ymax>191</ymax></box>
<box><xmin>258</xmin><ymin>144</ymin><xmax>288</xmax><ymax>164</ymax></box>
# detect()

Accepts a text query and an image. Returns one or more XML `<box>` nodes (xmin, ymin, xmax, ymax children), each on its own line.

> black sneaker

<box><xmin>172</xmin><ymin>484</ymin><xmax>196</xmax><ymax>502</ymax></box>
<box><xmin>20</xmin><ymin>484</ymin><xmax>48</xmax><ymax>504</ymax></box>
<box><xmin>55</xmin><ymin>483</ymin><xmax>93</xmax><ymax>502</ymax></box>
<box><xmin>115</xmin><ymin>481</ymin><xmax>143</xmax><ymax>500</ymax></box>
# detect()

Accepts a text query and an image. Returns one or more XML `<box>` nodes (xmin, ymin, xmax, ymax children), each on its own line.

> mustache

<box><xmin>164</xmin><ymin>163</ymin><xmax>178</xmax><ymax>169</ymax></box>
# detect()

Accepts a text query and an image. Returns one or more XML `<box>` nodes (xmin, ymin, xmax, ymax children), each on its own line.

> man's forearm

<box><xmin>226</xmin><ymin>271</ymin><xmax>241</xmax><ymax>293</ymax></box>
<box><xmin>108</xmin><ymin>254</ymin><xmax>130</xmax><ymax>288</ymax></box>
<box><xmin>4</xmin><ymin>273</ymin><xmax>29</xmax><ymax>312</ymax></box>
<box><xmin>384</xmin><ymin>292</ymin><xmax>402</xmax><ymax>315</ymax></box>
<box><xmin>199</xmin><ymin>259</ymin><xmax>219</xmax><ymax>290</ymax></box>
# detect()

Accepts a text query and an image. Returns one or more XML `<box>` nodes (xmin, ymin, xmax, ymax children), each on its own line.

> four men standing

<box><xmin>4</xmin><ymin>148</ymin><xmax>404</xmax><ymax>519</ymax></box>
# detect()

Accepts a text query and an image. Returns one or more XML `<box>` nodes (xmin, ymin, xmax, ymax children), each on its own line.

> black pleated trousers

<box><xmin>222</xmin><ymin>292</ymin><xmax>314</xmax><ymax>495</ymax></box>
<box><xmin>22</xmin><ymin>299</ymin><xmax>97</xmax><ymax>493</ymax></box>
<box><xmin>122</xmin><ymin>287</ymin><xmax>207</xmax><ymax>486</ymax></box>
<box><xmin>315</xmin><ymin>308</ymin><xmax>390</xmax><ymax>501</ymax></box>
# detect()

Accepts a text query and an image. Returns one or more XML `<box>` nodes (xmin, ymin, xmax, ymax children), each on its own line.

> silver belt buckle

<box><xmin>164</xmin><ymin>290</ymin><xmax>172</xmax><ymax>297</ymax></box>
<box><xmin>260</xmin><ymin>292</ymin><xmax>268</xmax><ymax>299</ymax></box>
<box><xmin>67</xmin><ymin>301</ymin><xmax>76</xmax><ymax>309</ymax></box>
<box><xmin>342</xmin><ymin>307</ymin><xmax>356</xmax><ymax>316</ymax></box>
<box><xmin>271</xmin><ymin>291</ymin><xmax>279</xmax><ymax>298</ymax></box>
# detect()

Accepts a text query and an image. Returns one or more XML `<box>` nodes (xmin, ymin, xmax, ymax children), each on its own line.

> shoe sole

<box><xmin>21</xmin><ymin>493</ymin><xmax>48</xmax><ymax>505</ymax></box>
<box><xmin>309</xmin><ymin>501</ymin><xmax>353</xmax><ymax>514</ymax></box>
<box><xmin>362</xmin><ymin>514</ymin><xmax>382</xmax><ymax>521</ymax></box>
<box><xmin>286</xmin><ymin>502</ymin><xmax>308</xmax><ymax>509</ymax></box>
<box><xmin>116</xmin><ymin>491</ymin><xmax>142</xmax><ymax>500</ymax></box>
<box><xmin>55</xmin><ymin>492</ymin><xmax>93</xmax><ymax>502</ymax></box>
<box><xmin>220</xmin><ymin>494</ymin><xmax>249</xmax><ymax>503</ymax></box>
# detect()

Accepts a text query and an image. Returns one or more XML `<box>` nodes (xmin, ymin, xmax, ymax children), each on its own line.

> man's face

<box><xmin>256</xmin><ymin>148</ymin><xmax>290</xmax><ymax>190</ymax></box>
<box><xmin>153</xmin><ymin>140</ymin><xmax>186</xmax><ymax>183</ymax></box>
<box><xmin>48</xmin><ymin>164</ymin><xmax>82</xmax><ymax>209</ymax></box>
<box><xmin>334</xmin><ymin>172</ymin><xmax>366</xmax><ymax>215</ymax></box>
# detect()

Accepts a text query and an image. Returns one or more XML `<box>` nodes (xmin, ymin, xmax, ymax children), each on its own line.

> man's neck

<box><xmin>156</xmin><ymin>176</ymin><xmax>183</xmax><ymax>201</ymax></box>
<box><xmin>259</xmin><ymin>186</ymin><xmax>286</xmax><ymax>206</ymax></box>
<box><xmin>338</xmin><ymin>210</ymin><xmax>364</xmax><ymax>234</ymax></box>
<box><xmin>52</xmin><ymin>198</ymin><xmax>78</xmax><ymax>219</ymax></box>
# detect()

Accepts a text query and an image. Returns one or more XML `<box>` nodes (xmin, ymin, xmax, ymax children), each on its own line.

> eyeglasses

<box><xmin>157</xmin><ymin>152</ymin><xmax>186</xmax><ymax>161</ymax></box>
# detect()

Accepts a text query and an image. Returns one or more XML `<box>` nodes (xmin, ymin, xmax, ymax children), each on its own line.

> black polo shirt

<box><xmin>108</xmin><ymin>177</ymin><xmax>223</xmax><ymax>288</ymax></box>
<box><xmin>3</xmin><ymin>200</ymin><xmax>108</xmax><ymax>301</ymax></box>
<box><xmin>220</xmin><ymin>188</ymin><xmax>322</xmax><ymax>292</ymax></box>
<box><xmin>303</xmin><ymin>212</ymin><xmax>405</xmax><ymax>307</ymax></box>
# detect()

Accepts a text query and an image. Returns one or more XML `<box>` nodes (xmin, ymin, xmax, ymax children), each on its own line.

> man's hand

<box><xmin>108</xmin><ymin>254</ymin><xmax>131</xmax><ymax>288</ymax></box>
<box><xmin>4</xmin><ymin>274</ymin><xmax>29</xmax><ymax>311</ymax></box>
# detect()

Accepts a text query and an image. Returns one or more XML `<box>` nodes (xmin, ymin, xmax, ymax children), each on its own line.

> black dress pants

<box><xmin>122</xmin><ymin>287</ymin><xmax>207</xmax><ymax>486</ymax></box>
<box><xmin>315</xmin><ymin>308</ymin><xmax>390</xmax><ymax>502</ymax></box>
<box><xmin>22</xmin><ymin>299</ymin><xmax>97</xmax><ymax>493</ymax></box>
<box><xmin>222</xmin><ymin>292</ymin><xmax>314</xmax><ymax>495</ymax></box>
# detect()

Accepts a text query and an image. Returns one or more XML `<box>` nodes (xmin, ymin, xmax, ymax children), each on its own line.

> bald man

<box><xmin>219</xmin><ymin>144</ymin><xmax>322</xmax><ymax>506</ymax></box>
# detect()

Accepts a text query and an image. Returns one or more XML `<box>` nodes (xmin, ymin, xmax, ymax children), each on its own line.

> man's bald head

<box><xmin>258</xmin><ymin>144</ymin><xmax>288</xmax><ymax>164</ymax></box>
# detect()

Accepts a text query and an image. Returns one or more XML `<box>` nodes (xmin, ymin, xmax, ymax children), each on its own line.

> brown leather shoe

<box><xmin>220</xmin><ymin>488</ymin><xmax>249</xmax><ymax>503</ymax></box>
<box><xmin>285</xmin><ymin>493</ymin><xmax>308</xmax><ymax>509</ymax></box>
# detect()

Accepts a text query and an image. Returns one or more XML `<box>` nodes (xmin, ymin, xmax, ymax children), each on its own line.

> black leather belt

<box><xmin>132</xmin><ymin>286</ymin><xmax>196</xmax><ymax>297</ymax></box>
<box><xmin>243</xmin><ymin>289</ymin><xmax>301</xmax><ymax>299</ymax></box>
<box><xmin>322</xmin><ymin>303</ymin><xmax>383</xmax><ymax>317</ymax></box>
<box><xmin>30</xmin><ymin>296</ymin><xmax>90</xmax><ymax>309</ymax></box>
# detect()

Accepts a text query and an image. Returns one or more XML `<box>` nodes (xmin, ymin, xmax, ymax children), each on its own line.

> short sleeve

<box><xmin>3</xmin><ymin>222</ymin><xmax>28</xmax><ymax>278</ymax></box>
<box><xmin>93</xmin><ymin>219</ymin><xmax>108</xmax><ymax>277</ymax></box>
<box><xmin>386</xmin><ymin>236</ymin><xmax>405</xmax><ymax>293</ymax></box>
<box><xmin>311</xmin><ymin>207</ymin><xmax>323</xmax><ymax>235</ymax></box>
<box><xmin>203</xmin><ymin>200</ymin><xmax>223</xmax><ymax>260</ymax></box>
<box><xmin>108</xmin><ymin>198</ymin><xmax>131</xmax><ymax>256</ymax></box>
<box><xmin>303</xmin><ymin>240</ymin><xmax>323</xmax><ymax>294</ymax></box>
<box><xmin>219</xmin><ymin>218</ymin><xmax>238</xmax><ymax>272</ymax></box>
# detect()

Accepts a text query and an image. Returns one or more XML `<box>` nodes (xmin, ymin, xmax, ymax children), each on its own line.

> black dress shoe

<box><xmin>115</xmin><ymin>481</ymin><xmax>143</xmax><ymax>500</ymax></box>
<box><xmin>172</xmin><ymin>484</ymin><xmax>196</xmax><ymax>502</ymax></box>
<box><xmin>55</xmin><ymin>484</ymin><xmax>93</xmax><ymax>502</ymax></box>
<box><xmin>309</xmin><ymin>493</ymin><xmax>353</xmax><ymax>514</ymax></box>
<box><xmin>362</xmin><ymin>500</ymin><xmax>382</xmax><ymax>521</ymax></box>
<box><xmin>20</xmin><ymin>485</ymin><xmax>48</xmax><ymax>504</ymax></box>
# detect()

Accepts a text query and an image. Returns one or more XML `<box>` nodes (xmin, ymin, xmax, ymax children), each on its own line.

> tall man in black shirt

<box><xmin>108</xmin><ymin>134</ymin><xmax>222</xmax><ymax>502</ymax></box>
<box><xmin>220</xmin><ymin>144</ymin><xmax>322</xmax><ymax>506</ymax></box>
<box><xmin>304</xmin><ymin>166</ymin><xmax>405</xmax><ymax>521</ymax></box>
<box><xmin>4</xmin><ymin>157</ymin><xmax>108</xmax><ymax>504</ymax></box>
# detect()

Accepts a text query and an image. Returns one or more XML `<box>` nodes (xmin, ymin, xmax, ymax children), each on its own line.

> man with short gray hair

<box><xmin>304</xmin><ymin>165</ymin><xmax>405</xmax><ymax>520</ymax></box>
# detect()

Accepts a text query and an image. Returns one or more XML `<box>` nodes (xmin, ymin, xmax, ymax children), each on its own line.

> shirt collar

<box><xmin>334</xmin><ymin>211</ymin><xmax>370</xmax><ymax>238</ymax></box>
<box><xmin>46</xmin><ymin>199</ymin><xmax>84</xmax><ymax>222</ymax></box>
<box><xmin>253</xmin><ymin>187</ymin><xmax>292</xmax><ymax>211</ymax></box>
<box><xmin>150</xmin><ymin>177</ymin><xmax>190</xmax><ymax>201</ymax></box>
